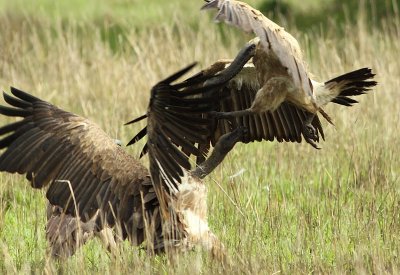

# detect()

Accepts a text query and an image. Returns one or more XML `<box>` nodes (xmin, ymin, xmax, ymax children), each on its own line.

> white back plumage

<box><xmin>202</xmin><ymin>0</ymin><xmax>313</xmax><ymax>97</ymax></box>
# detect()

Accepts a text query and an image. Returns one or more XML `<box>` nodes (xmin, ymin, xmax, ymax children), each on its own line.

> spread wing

<box><xmin>211</xmin><ymin>64</ymin><xmax>323</xmax><ymax>144</ymax></box>
<box><xmin>184</xmin><ymin>63</ymin><xmax>323</xmax><ymax>161</ymax></box>
<box><xmin>145</xmin><ymin>64</ymin><xmax>220</xmax><ymax>205</ymax></box>
<box><xmin>127</xmin><ymin>64</ymin><xmax>226</xmax><ymax>219</ymax></box>
<box><xmin>0</xmin><ymin>88</ymin><xmax>161</xmax><ymax>246</ymax></box>
<box><xmin>202</xmin><ymin>0</ymin><xmax>313</xmax><ymax>97</ymax></box>
<box><xmin>129</xmin><ymin>62</ymin><xmax>323</xmax><ymax>165</ymax></box>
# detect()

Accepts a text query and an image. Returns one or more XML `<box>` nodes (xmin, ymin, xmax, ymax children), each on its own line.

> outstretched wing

<box><xmin>0</xmin><ymin>88</ymin><xmax>161</xmax><ymax>246</ymax></box>
<box><xmin>143</xmin><ymin>64</ymin><xmax>221</xmax><ymax>207</ymax></box>
<box><xmin>129</xmin><ymin>62</ymin><xmax>323</xmax><ymax>164</ymax></box>
<box><xmin>186</xmin><ymin>63</ymin><xmax>324</xmax><ymax>161</ymax></box>
<box><xmin>212</xmin><ymin>64</ymin><xmax>323</xmax><ymax>143</ymax></box>
<box><xmin>202</xmin><ymin>0</ymin><xmax>313</xmax><ymax>97</ymax></box>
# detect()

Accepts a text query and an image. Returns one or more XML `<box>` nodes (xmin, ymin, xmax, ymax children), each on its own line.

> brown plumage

<box><xmin>131</xmin><ymin>61</ymin><xmax>324</xmax><ymax>161</ymax></box>
<box><xmin>0</xmin><ymin>60</ymin><xmax>246</xmax><ymax>260</ymax></box>
<box><xmin>131</xmin><ymin>57</ymin><xmax>324</xmax><ymax>161</ymax></box>
<box><xmin>202</xmin><ymin>0</ymin><xmax>377</xmax><ymax>148</ymax></box>
<box><xmin>0</xmin><ymin>87</ymin><xmax>162</xmax><ymax>257</ymax></box>
<box><xmin>188</xmin><ymin>61</ymin><xmax>376</xmax><ymax>157</ymax></box>
<box><xmin>46</xmin><ymin>204</ymin><xmax>119</xmax><ymax>258</ymax></box>
<box><xmin>135</xmin><ymin>62</ymin><xmax>251</xmax><ymax>261</ymax></box>
<box><xmin>196</xmin><ymin>63</ymin><xmax>325</xmax><ymax>149</ymax></box>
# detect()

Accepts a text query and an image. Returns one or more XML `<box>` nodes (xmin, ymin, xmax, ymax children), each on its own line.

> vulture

<box><xmin>0</xmin><ymin>87</ymin><xmax>162</xmax><ymax>257</ymax></box>
<box><xmin>0</xmin><ymin>50</ymin><xmax>252</xmax><ymax>260</ymax></box>
<box><xmin>132</xmin><ymin>58</ymin><xmax>376</xmax><ymax>164</ymax></box>
<box><xmin>201</xmin><ymin>0</ymin><xmax>377</xmax><ymax>148</ymax></box>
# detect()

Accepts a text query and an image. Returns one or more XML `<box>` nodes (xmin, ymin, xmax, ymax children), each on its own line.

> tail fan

<box><xmin>326</xmin><ymin>68</ymin><xmax>377</xmax><ymax>107</ymax></box>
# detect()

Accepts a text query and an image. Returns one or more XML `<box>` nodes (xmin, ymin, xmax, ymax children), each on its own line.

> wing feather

<box><xmin>76</xmin><ymin>177</ymin><xmax>103</xmax><ymax>218</ymax></box>
<box><xmin>203</xmin><ymin>0</ymin><xmax>313</xmax><ymax>97</ymax></box>
<box><xmin>0</xmin><ymin>88</ymin><xmax>162</xmax><ymax>248</ymax></box>
<box><xmin>132</xmin><ymin>63</ymin><xmax>225</xmax><ymax>200</ymax></box>
<box><xmin>271</xmin><ymin>109</ymin><xmax>284</xmax><ymax>141</ymax></box>
<box><xmin>258</xmin><ymin>112</ymin><xmax>270</xmax><ymax>141</ymax></box>
<box><xmin>281</xmin><ymin>103</ymin><xmax>301</xmax><ymax>142</ymax></box>
<box><xmin>203</xmin><ymin>63</ymin><xmax>324</xmax><ymax>150</ymax></box>
<box><xmin>130</xmin><ymin>61</ymin><xmax>325</xmax><ymax>205</ymax></box>
<box><xmin>275</xmin><ymin>107</ymin><xmax>291</xmax><ymax>140</ymax></box>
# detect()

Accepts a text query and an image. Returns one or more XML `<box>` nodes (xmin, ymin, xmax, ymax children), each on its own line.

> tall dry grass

<box><xmin>0</xmin><ymin>5</ymin><xmax>399</xmax><ymax>274</ymax></box>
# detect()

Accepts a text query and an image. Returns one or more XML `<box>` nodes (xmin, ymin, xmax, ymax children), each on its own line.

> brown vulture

<box><xmin>0</xmin><ymin>51</ymin><xmax>253</xmax><ymax>260</ymax></box>
<box><xmin>0</xmin><ymin>86</ymin><xmax>163</xmax><ymax>257</ymax></box>
<box><xmin>201</xmin><ymin>0</ymin><xmax>377</xmax><ymax>148</ymax></box>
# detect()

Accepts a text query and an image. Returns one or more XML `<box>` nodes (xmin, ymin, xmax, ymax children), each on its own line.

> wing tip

<box><xmin>201</xmin><ymin>0</ymin><xmax>219</xmax><ymax>11</ymax></box>
<box><xmin>160</xmin><ymin>62</ymin><xmax>198</xmax><ymax>85</ymax></box>
<box><xmin>124</xmin><ymin>114</ymin><xmax>147</xmax><ymax>125</ymax></box>
<box><xmin>9</xmin><ymin>86</ymin><xmax>41</xmax><ymax>103</ymax></box>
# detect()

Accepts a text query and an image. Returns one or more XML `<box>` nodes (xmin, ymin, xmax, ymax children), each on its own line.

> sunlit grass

<box><xmin>0</xmin><ymin>1</ymin><xmax>399</xmax><ymax>273</ymax></box>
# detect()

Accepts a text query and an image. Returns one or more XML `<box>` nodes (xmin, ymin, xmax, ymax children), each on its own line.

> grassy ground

<box><xmin>0</xmin><ymin>0</ymin><xmax>399</xmax><ymax>274</ymax></box>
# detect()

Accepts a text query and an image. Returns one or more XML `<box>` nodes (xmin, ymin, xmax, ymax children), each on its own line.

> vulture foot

<box><xmin>302</xmin><ymin>122</ymin><xmax>320</xmax><ymax>149</ymax></box>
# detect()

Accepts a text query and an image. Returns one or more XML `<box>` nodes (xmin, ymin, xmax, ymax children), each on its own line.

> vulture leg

<box><xmin>203</xmin><ymin>41</ymin><xmax>256</xmax><ymax>88</ymax></box>
<box><xmin>191</xmin><ymin>126</ymin><xmax>248</xmax><ymax>179</ymax></box>
<box><xmin>212</xmin><ymin>76</ymin><xmax>292</xmax><ymax>120</ymax></box>
<box><xmin>302</xmin><ymin>113</ymin><xmax>319</xmax><ymax>149</ymax></box>
<box><xmin>211</xmin><ymin>108</ymin><xmax>253</xmax><ymax>120</ymax></box>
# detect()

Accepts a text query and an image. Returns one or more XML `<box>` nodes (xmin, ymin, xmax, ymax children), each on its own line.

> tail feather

<box><xmin>325</xmin><ymin>68</ymin><xmax>377</xmax><ymax>107</ymax></box>
<box><xmin>331</xmin><ymin>96</ymin><xmax>359</xmax><ymax>107</ymax></box>
<box><xmin>326</xmin><ymin>68</ymin><xmax>374</xmax><ymax>83</ymax></box>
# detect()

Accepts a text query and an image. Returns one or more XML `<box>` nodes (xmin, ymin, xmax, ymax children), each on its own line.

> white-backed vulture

<box><xmin>0</xmin><ymin>56</ymin><xmax>250</xmax><ymax>260</ymax></box>
<box><xmin>186</xmin><ymin>62</ymin><xmax>377</xmax><ymax>157</ymax></box>
<box><xmin>0</xmin><ymin>87</ymin><xmax>163</xmax><ymax>257</ymax></box>
<box><xmin>202</xmin><ymin>0</ymin><xmax>377</xmax><ymax>148</ymax></box>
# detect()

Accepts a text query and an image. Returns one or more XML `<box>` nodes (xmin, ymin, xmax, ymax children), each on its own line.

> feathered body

<box><xmin>0</xmin><ymin>87</ymin><xmax>172</xmax><ymax>257</ymax></box>
<box><xmin>0</xmin><ymin>60</ymin><xmax>245</xmax><ymax>261</ymax></box>
<box><xmin>251</xmin><ymin>43</ymin><xmax>315</xmax><ymax>113</ymax></box>
<box><xmin>203</xmin><ymin>0</ymin><xmax>377</xmax><ymax>122</ymax></box>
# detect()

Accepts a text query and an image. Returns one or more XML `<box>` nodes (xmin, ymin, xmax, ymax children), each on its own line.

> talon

<box><xmin>306</xmin><ymin>125</ymin><xmax>318</xmax><ymax>140</ymax></box>
<box><xmin>305</xmin><ymin>137</ymin><xmax>320</xmax><ymax>150</ymax></box>
<box><xmin>302</xmin><ymin>123</ymin><xmax>320</xmax><ymax>149</ymax></box>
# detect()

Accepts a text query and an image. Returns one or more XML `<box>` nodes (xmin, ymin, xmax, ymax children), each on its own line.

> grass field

<box><xmin>0</xmin><ymin>0</ymin><xmax>399</xmax><ymax>274</ymax></box>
